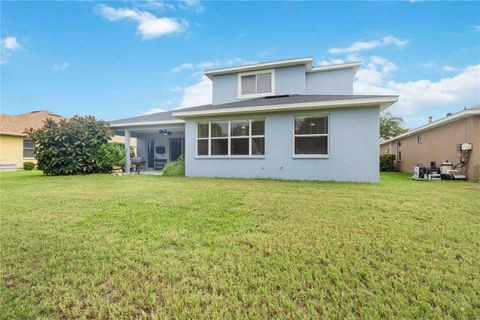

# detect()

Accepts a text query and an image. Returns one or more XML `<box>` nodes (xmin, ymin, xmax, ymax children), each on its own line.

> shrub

<box><xmin>96</xmin><ymin>143</ymin><xmax>126</xmax><ymax>173</ymax></box>
<box><xmin>380</xmin><ymin>154</ymin><xmax>396</xmax><ymax>172</ymax></box>
<box><xmin>25</xmin><ymin>115</ymin><xmax>113</xmax><ymax>175</ymax></box>
<box><xmin>23</xmin><ymin>161</ymin><xmax>35</xmax><ymax>170</ymax></box>
<box><xmin>162</xmin><ymin>156</ymin><xmax>185</xmax><ymax>176</ymax></box>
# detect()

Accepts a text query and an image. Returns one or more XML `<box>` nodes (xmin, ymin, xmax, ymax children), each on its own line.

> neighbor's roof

<box><xmin>204</xmin><ymin>57</ymin><xmax>361</xmax><ymax>79</ymax></box>
<box><xmin>380</xmin><ymin>104</ymin><xmax>480</xmax><ymax>145</ymax></box>
<box><xmin>110</xmin><ymin>94</ymin><xmax>398</xmax><ymax>127</ymax></box>
<box><xmin>0</xmin><ymin>110</ymin><xmax>64</xmax><ymax>136</ymax></box>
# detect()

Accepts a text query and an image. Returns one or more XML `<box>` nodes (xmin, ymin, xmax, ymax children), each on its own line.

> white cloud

<box><xmin>171</xmin><ymin>57</ymin><xmax>257</xmax><ymax>108</ymax></box>
<box><xmin>179</xmin><ymin>0</ymin><xmax>204</xmax><ymax>13</ymax></box>
<box><xmin>354</xmin><ymin>57</ymin><xmax>480</xmax><ymax>123</ymax></box>
<box><xmin>421</xmin><ymin>61</ymin><xmax>459</xmax><ymax>73</ymax></box>
<box><xmin>171</xmin><ymin>57</ymin><xmax>257</xmax><ymax>73</ymax></box>
<box><xmin>53</xmin><ymin>61</ymin><xmax>70</xmax><ymax>70</ymax></box>
<box><xmin>97</xmin><ymin>4</ymin><xmax>187</xmax><ymax>39</ymax></box>
<box><xmin>172</xmin><ymin>63</ymin><xmax>194</xmax><ymax>72</ymax></box>
<box><xmin>141</xmin><ymin>107</ymin><xmax>166</xmax><ymax>115</ymax></box>
<box><xmin>179</xmin><ymin>76</ymin><xmax>212</xmax><ymax>108</ymax></box>
<box><xmin>328</xmin><ymin>36</ymin><xmax>408</xmax><ymax>54</ymax></box>
<box><xmin>442</xmin><ymin>65</ymin><xmax>458</xmax><ymax>72</ymax></box>
<box><xmin>2</xmin><ymin>37</ymin><xmax>21</xmax><ymax>50</ymax></box>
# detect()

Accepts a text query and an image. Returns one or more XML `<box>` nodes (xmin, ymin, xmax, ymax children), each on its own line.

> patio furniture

<box><xmin>131</xmin><ymin>157</ymin><xmax>146</xmax><ymax>174</ymax></box>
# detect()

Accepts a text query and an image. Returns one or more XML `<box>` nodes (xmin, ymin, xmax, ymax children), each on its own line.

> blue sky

<box><xmin>1</xmin><ymin>1</ymin><xmax>479</xmax><ymax>128</ymax></box>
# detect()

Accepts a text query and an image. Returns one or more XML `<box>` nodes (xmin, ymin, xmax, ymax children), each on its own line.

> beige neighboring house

<box><xmin>380</xmin><ymin>105</ymin><xmax>480</xmax><ymax>181</ymax></box>
<box><xmin>0</xmin><ymin>110</ymin><xmax>64</xmax><ymax>170</ymax></box>
<box><xmin>0</xmin><ymin>110</ymin><xmax>135</xmax><ymax>171</ymax></box>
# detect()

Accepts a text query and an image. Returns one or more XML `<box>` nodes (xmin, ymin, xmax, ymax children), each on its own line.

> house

<box><xmin>0</xmin><ymin>110</ymin><xmax>136</xmax><ymax>171</ymax></box>
<box><xmin>110</xmin><ymin>57</ymin><xmax>398</xmax><ymax>182</ymax></box>
<box><xmin>380</xmin><ymin>105</ymin><xmax>480</xmax><ymax>181</ymax></box>
<box><xmin>0</xmin><ymin>110</ymin><xmax>64</xmax><ymax>170</ymax></box>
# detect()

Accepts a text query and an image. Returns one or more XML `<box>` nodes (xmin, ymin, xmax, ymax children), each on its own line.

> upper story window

<box><xmin>197</xmin><ymin>119</ymin><xmax>265</xmax><ymax>157</ymax></box>
<box><xmin>238</xmin><ymin>70</ymin><xmax>275</xmax><ymax>99</ymax></box>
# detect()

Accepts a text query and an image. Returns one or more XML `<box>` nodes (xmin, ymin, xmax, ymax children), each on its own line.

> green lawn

<box><xmin>1</xmin><ymin>171</ymin><xmax>479</xmax><ymax>319</ymax></box>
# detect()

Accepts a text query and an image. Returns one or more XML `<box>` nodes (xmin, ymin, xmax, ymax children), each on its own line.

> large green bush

<box><xmin>162</xmin><ymin>156</ymin><xmax>185</xmax><ymax>176</ymax></box>
<box><xmin>380</xmin><ymin>154</ymin><xmax>396</xmax><ymax>172</ymax></box>
<box><xmin>26</xmin><ymin>116</ymin><xmax>113</xmax><ymax>175</ymax></box>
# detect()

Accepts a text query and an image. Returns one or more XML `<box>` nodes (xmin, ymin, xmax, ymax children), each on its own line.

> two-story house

<box><xmin>110</xmin><ymin>57</ymin><xmax>398</xmax><ymax>182</ymax></box>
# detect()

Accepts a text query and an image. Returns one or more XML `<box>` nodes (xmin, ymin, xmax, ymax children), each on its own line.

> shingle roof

<box><xmin>380</xmin><ymin>104</ymin><xmax>480</xmax><ymax>144</ymax></box>
<box><xmin>109</xmin><ymin>94</ymin><xmax>397</xmax><ymax>126</ymax></box>
<box><xmin>0</xmin><ymin>110</ymin><xmax>64</xmax><ymax>136</ymax></box>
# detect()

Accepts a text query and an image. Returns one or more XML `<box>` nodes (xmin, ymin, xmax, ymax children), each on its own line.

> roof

<box><xmin>110</xmin><ymin>94</ymin><xmax>398</xmax><ymax>127</ymax></box>
<box><xmin>0</xmin><ymin>110</ymin><xmax>64</xmax><ymax>136</ymax></box>
<box><xmin>204</xmin><ymin>57</ymin><xmax>313</xmax><ymax>79</ymax></box>
<box><xmin>380</xmin><ymin>104</ymin><xmax>480</xmax><ymax>145</ymax></box>
<box><xmin>203</xmin><ymin>57</ymin><xmax>362</xmax><ymax>79</ymax></box>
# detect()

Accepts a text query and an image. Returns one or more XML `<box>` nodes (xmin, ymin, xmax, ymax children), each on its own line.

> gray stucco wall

<box><xmin>212</xmin><ymin>73</ymin><xmax>237</xmax><ymax>105</ymax></box>
<box><xmin>184</xmin><ymin>106</ymin><xmax>380</xmax><ymax>182</ymax></box>
<box><xmin>212</xmin><ymin>65</ymin><xmax>306</xmax><ymax>105</ymax></box>
<box><xmin>306</xmin><ymin>68</ymin><xmax>354</xmax><ymax>95</ymax></box>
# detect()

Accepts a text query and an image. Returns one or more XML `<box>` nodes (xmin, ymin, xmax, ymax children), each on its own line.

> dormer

<box><xmin>204</xmin><ymin>57</ymin><xmax>361</xmax><ymax>105</ymax></box>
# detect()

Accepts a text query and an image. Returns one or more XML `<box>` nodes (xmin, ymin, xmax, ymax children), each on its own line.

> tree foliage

<box><xmin>380</xmin><ymin>112</ymin><xmax>408</xmax><ymax>140</ymax></box>
<box><xmin>25</xmin><ymin>115</ymin><xmax>113</xmax><ymax>175</ymax></box>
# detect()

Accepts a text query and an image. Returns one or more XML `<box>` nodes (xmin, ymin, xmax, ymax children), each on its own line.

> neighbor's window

<box><xmin>23</xmin><ymin>140</ymin><xmax>35</xmax><ymax>158</ymax></box>
<box><xmin>294</xmin><ymin>116</ymin><xmax>328</xmax><ymax>156</ymax></box>
<box><xmin>197</xmin><ymin>119</ymin><xmax>265</xmax><ymax>157</ymax></box>
<box><xmin>417</xmin><ymin>135</ymin><xmax>423</xmax><ymax>144</ymax></box>
<box><xmin>239</xmin><ymin>70</ymin><xmax>274</xmax><ymax>98</ymax></box>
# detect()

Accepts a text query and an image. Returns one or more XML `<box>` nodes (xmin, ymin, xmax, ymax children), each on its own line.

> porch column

<box><xmin>125</xmin><ymin>129</ymin><xmax>131</xmax><ymax>174</ymax></box>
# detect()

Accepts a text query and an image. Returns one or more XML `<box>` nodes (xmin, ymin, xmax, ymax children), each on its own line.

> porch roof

<box><xmin>109</xmin><ymin>94</ymin><xmax>398</xmax><ymax>127</ymax></box>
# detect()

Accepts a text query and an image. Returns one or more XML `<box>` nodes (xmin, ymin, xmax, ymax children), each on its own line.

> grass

<box><xmin>1</xmin><ymin>171</ymin><xmax>479</xmax><ymax>319</ymax></box>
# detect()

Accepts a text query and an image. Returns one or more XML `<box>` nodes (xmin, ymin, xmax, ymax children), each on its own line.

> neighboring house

<box><xmin>0</xmin><ymin>110</ymin><xmax>64</xmax><ymax>170</ymax></box>
<box><xmin>380</xmin><ymin>105</ymin><xmax>480</xmax><ymax>181</ymax></box>
<box><xmin>0</xmin><ymin>110</ymin><xmax>136</xmax><ymax>171</ymax></box>
<box><xmin>110</xmin><ymin>57</ymin><xmax>398</xmax><ymax>182</ymax></box>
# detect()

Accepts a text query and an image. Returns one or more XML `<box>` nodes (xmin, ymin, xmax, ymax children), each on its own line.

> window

<box><xmin>23</xmin><ymin>140</ymin><xmax>35</xmax><ymax>158</ymax></box>
<box><xmin>417</xmin><ymin>136</ymin><xmax>423</xmax><ymax>144</ymax></box>
<box><xmin>294</xmin><ymin>116</ymin><xmax>328</xmax><ymax>156</ymax></box>
<box><xmin>196</xmin><ymin>119</ymin><xmax>265</xmax><ymax>157</ymax></box>
<box><xmin>397</xmin><ymin>141</ymin><xmax>402</xmax><ymax>161</ymax></box>
<box><xmin>238</xmin><ymin>70</ymin><xmax>274</xmax><ymax>98</ymax></box>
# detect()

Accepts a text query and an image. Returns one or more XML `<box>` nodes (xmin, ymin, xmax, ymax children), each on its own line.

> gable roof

<box><xmin>0</xmin><ymin>110</ymin><xmax>64</xmax><ymax>136</ymax></box>
<box><xmin>380</xmin><ymin>104</ymin><xmax>480</xmax><ymax>145</ymax></box>
<box><xmin>204</xmin><ymin>57</ymin><xmax>361</xmax><ymax>79</ymax></box>
<box><xmin>109</xmin><ymin>94</ymin><xmax>398</xmax><ymax>127</ymax></box>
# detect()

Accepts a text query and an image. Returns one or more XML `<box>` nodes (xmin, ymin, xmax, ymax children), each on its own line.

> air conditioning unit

<box><xmin>461</xmin><ymin>143</ymin><xmax>472</xmax><ymax>151</ymax></box>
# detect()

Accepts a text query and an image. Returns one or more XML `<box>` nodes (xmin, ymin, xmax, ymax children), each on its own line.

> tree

<box><xmin>380</xmin><ymin>112</ymin><xmax>408</xmax><ymax>140</ymax></box>
<box><xmin>25</xmin><ymin>115</ymin><xmax>113</xmax><ymax>175</ymax></box>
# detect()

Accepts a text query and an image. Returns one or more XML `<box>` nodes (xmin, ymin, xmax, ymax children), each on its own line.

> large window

<box><xmin>293</xmin><ymin>115</ymin><xmax>328</xmax><ymax>156</ymax></box>
<box><xmin>23</xmin><ymin>140</ymin><xmax>35</xmax><ymax>158</ymax></box>
<box><xmin>238</xmin><ymin>70</ymin><xmax>274</xmax><ymax>98</ymax></box>
<box><xmin>197</xmin><ymin>120</ymin><xmax>265</xmax><ymax>157</ymax></box>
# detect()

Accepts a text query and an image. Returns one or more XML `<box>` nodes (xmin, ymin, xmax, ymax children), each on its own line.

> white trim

<box><xmin>237</xmin><ymin>69</ymin><xmax>275</xmax><ymax>99</ymax></box>
<box><xmin>204</xmin><ymin>57</ymin><xmax>313</xmax><ymax>79</ymax></box>
<box><xmin>109</xmin><ymin>119</ymin><xmax>185</xmax><ymax>128</ymax></box>
<box><xmin>309</xmin><ymin>61</ymin><xmax>361</xmax><ymax>74</ymax></box>
<box><xmin>292</xmin><ymin>114</ymin><xmax>330</xmax><ymax>158</ymax></box>
<box><xmin>380</xmin><ymin>107</ymin><xmax>480</xmax><ymax>145</ymax></box>
<box><xmin>196</xmin><ymin>118</ymin><xmax>265</xmax><ymax>158</ymax></box>
<box><xmin>174</xmin><ymin>96</ymin><xmax>398</xmax><ymax>118</ymax></box>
